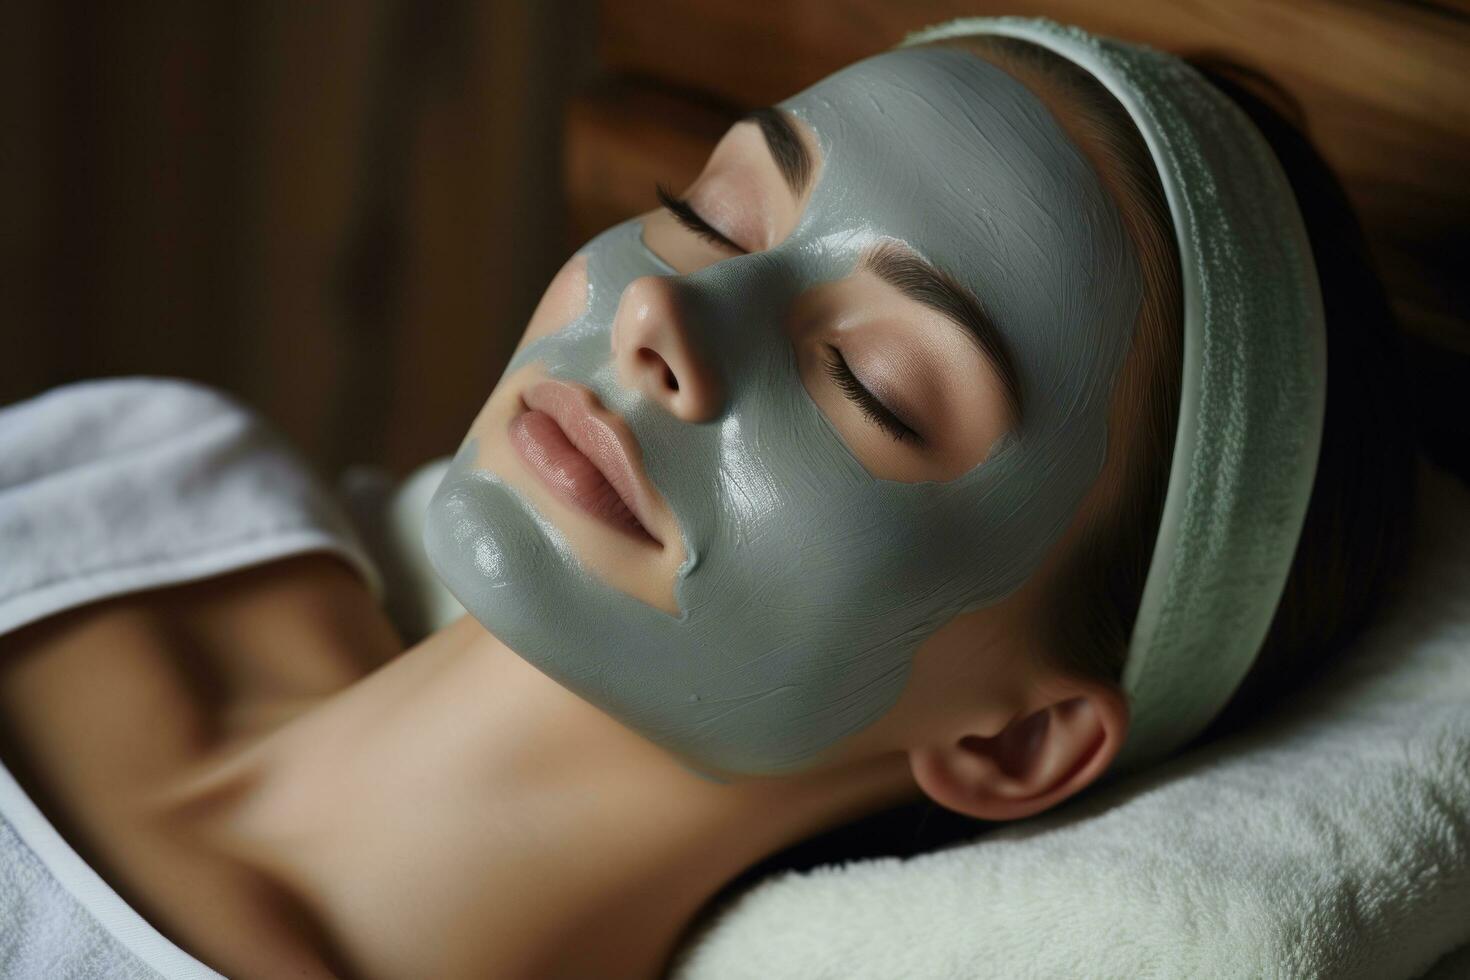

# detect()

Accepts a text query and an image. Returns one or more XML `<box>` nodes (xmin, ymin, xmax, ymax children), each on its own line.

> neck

<box><xmin>192</xmin><ymin>614</ymin><xmax>918</xmax><ymax>979</ymax></box>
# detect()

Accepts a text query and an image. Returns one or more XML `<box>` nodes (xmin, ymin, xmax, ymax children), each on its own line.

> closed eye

<box><xmin>822</xmin><ymin>344</ymin><xmax>918</xmax><ymax>444</ymax></box>
<box><xmin>654</xmin><ymin>182</ymin><xmax>746</xmax><ymax>253</ymax></box>
<box><xmin>653</xmin><ymin>182</ymin><xmax>920</xmax><ymax>449</ymax></box>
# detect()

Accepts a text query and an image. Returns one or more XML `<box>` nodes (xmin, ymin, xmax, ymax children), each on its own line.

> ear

<box><xmin>907</xmin><ymin>679</ymin><xmax>1129</xmax><ymax>821</ymax></box>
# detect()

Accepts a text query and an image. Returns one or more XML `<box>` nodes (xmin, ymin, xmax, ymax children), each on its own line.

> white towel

<box><xmin>0</xmin><ymin>377</ymin><xmax>380</xmax><ymax>636</ymax></box>
<box><xmin>665</xmin><ymin>458</ymin><xmax>1470</xmax><ymax>979</ymax></box>
<box><xmin>0</xmin><ymin>377</ymin><xmax>379</xmax><ymax>978</ymax></box>
<box><xmin>361</xmin><ymin>455</ymin><xmax>1470</xmax><ymax>979</ymax></box>
<box><xmin>18</xmin><ymin>378</ymin><xmax>1455</xmax><ymax>978</ymax></box>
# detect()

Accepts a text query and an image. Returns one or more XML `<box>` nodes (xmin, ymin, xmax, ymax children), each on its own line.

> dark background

<box><xmin>3</xmin><ymin>1</ymin><xmax>594</xmax><ymax>476</ymax></box>
<box><xmin>4</xmin><ymin>0</ymin><xmax>1467</xmax><ymax>482</ymax></box>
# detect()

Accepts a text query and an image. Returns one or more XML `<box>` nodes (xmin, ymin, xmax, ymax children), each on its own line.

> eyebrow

<box><xmin>740</xmin><ymin>106</ymin><xmax>815</xmax><ymax>201</ymax></box>
<box><xmin>860</xmin><ymin>239</ymin><xmax>1024</xmax><ymax>426</ymax></box>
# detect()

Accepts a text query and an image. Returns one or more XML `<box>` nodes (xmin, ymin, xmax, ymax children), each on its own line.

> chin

<box><xmin>424</xmin><ymin>444</ymin><xmax>560</xmax><ymax>631</ymax></box>
<box><xmin>421</xmin><ymin>440</ymin><xmax>903</xmax><ymax>778</ymax></box>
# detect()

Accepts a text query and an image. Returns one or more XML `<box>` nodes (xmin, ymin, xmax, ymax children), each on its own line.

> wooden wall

<box><xmin>6</xmin><ymin>1</ymin><xmax>1466</xmax><ymax>477</ymax></box>
<box><xmin>3</xmin><ymin>1</ymin><xmax>592</xmax><ymax>475</ymax></box>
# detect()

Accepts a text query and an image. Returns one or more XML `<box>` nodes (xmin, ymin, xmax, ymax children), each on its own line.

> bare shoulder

<box><xmin>0</xmin><ymin>552</ymin><xmax>402</xmax><ymax>788</ymax></box>
<box><xmin>137</xmin><ymin>551</ymin><xmax>407</xmax><ymax>708</ymax></box>
<box><xmin>0</xmin><ymin>553</ymin><xmax>402</xmax><ymax>978</ymax></box>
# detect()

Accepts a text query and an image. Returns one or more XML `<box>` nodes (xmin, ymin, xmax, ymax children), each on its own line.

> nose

<box><xmin>611</xmin><ymin>275</ymin><xmax>724</xmax><ymax>422</ymax></box>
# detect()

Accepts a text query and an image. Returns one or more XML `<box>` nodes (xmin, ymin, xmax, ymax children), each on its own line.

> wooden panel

<box><xmin>5</xmin><ymin>0</ymin><xmax>590</xmax><ymax>475</ymax></box>
<box><xmin>2</xmin><ymin>1</ymin><xmax>385</xmax><ymax>469</ymax></box>
<box><xmin>591</xmin><ymin>0</ymin><xmax>1470</xmax><ymax>350</ymax></box>
<box><xmin>0</xmin><ymin>0</ymin><xmax>51</xmax><ymax>397</ymax></box>
<box><xmin>382</xmin><ymin>0</ymin><xmax>594</xmax><ymax>474</ymax></box>
<box><xmin>2</xmin><ymin>3</ymin><xmax>252</xmax><ymax>408</ymax></box>
<box><xmin>565</xmin><ymin>79</ymin><xmax>737</xmax><ymax>248</ymax></box>
<box><xmin>236</xmin><ymin>1</ymin><xmax>386</xmax><ymax>472</ymax></box>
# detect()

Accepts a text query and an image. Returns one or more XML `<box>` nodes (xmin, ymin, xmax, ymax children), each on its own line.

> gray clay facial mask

<box><xmin>426</xmin><ymin>44</ymin><xmax>1143</xmax><ymax>776</ymax></box>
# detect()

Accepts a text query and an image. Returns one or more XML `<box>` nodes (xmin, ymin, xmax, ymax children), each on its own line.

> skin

<box><xmin>0</xmin><ymin>40</ymin><xmax>1133</xmax><ymax>979</ymax></box>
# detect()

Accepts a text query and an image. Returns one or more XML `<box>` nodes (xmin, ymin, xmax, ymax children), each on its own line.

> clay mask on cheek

<box><xmin>425</xmin><ymin>45</ymin><xmax>1143</xmax><ymax>777</ymax></box>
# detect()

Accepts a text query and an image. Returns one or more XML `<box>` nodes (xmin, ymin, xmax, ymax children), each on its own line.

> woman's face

<box><xmin>426</xmin><ymin>43</ymin><xmax>1142</xmax><ymax>777</ymax></box>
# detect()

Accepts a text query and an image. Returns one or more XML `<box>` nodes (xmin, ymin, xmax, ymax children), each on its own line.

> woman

<box><xmin>0</xmin><ymin>17</ymin><xmax>1414</xmax><ymax>979</ymax></box>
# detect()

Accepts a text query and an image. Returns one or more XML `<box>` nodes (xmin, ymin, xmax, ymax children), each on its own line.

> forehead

<box><xmin>772</xmin><ymin>45</ymin><xmax>1124</xmax><ymax>345</ymax></box>
<box><xmin>776</xmin><ymin>45</ymin><xmax>1080</xmax><ymax>211</ymax></box>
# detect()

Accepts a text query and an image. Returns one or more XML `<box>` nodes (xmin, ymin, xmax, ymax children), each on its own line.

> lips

<box><xmin>509</xmin><ymin>380</ymin><xmax>662</xmax><ymax>546</ymax></box>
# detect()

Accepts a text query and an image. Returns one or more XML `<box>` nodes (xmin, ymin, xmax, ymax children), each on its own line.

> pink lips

<box><xmin>509</xmin><ymin>380</ymin><xmax>662</xmax><ymax>545</ymax></box>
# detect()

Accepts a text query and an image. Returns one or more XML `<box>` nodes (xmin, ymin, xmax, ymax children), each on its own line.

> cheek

<box><xmin>511</xmin><ymin>253</ymin><xmax>590</xmax><ymax>358</ymax></box>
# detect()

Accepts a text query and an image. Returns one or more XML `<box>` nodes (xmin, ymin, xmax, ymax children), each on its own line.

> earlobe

<box><xmin>908</xmin><ymin>683</ymin><xmax>1128</xmax><ymax>822</ymax></box>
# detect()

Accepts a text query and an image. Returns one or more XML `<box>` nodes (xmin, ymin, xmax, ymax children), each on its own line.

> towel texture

<box><xmin>6</xmin><ymin>378</ymin><xmax>1464</xmax><ymax>976</ymax></box>
<box><xmin>367</xmin><ymin>457</ymin><xmax>1470</xmax><ymax>978</ymax></box>
<box><xmin>0</xmin><ymin>377</ymin><xmax>380</xmax><ymax>636</ymax></box>
<box><xmin>665</xmin><ymin>459</ymin><xmax>1470</xmax><ymax>979</ymax></box>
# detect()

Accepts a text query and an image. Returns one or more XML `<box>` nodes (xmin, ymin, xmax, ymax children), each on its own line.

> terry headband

<box><xmin>899</xmin><ymin>18</ymin><xmax>1328</xmax><ymax>777</ymax></box>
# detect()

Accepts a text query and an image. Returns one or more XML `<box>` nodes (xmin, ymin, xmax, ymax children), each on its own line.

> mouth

<box><xmin>508</xmin><ymin>380</ymin><xmax>663</xmax><ymax>547</ymax></box>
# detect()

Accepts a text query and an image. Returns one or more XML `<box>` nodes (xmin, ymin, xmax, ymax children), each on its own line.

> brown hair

<box><xmin>926</xmin><ymin>35</ymin><xmax>1418</xmax><ymax>749</ymax></box>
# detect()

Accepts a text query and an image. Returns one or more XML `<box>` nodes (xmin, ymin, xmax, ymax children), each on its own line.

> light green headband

<box><xmin>898</xmin><ymin>17</ymin><xmax>1327</xmax><ymax>777</ymax></box>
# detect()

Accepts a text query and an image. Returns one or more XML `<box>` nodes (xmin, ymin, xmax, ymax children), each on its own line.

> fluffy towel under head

<box><xmin>664</xmin><ymin>460</ymin><xmax>1470</xmax><ymax>979</ymax></box>
<box><xmin>363</xmin><ymin>456</ymin><xmax>1470</xmax><ymax>978</ymax></box>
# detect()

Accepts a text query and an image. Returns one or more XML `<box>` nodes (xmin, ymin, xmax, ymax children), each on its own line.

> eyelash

<box><xmin>654</xmin><ymin>182</ymin><xmax>744</xmax><ymax>252</ymax></box>
<box><xmin>822</xmin><ymin>344</ymin><xmax>917</xmax><ymax>444</ymax></box>
<box><xmin>655</xmin><ymin>182</ymin><xmax>915</xmax><ymax>447</ymax></box>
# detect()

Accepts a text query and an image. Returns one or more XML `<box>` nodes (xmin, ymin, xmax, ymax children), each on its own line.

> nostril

<box><xmin>636</xmin><ymin>347</ymin><xmax>679</xmax><ymax>393</ymax></box>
